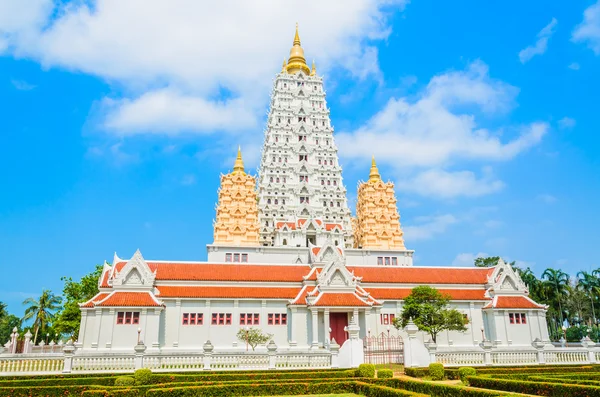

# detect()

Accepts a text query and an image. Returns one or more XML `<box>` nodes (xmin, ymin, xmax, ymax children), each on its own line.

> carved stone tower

<box><xmin>213</xmin><ymin>148</ymin><xmax>260</xmax><ymax>246</ymax></box>
<box><xmin>354</xmin><ymin>157</ymin><xmax>406</xmax><ymax>250</ymax></box>
<box><xmin>257</xmin><ymin>25</ymin><xmax>353</xmax><ymax>248</ymax></box>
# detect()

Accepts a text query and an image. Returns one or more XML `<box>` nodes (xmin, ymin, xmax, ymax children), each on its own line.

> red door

<box><xmin>330</xmin><ymin>313</ymin><xmax>349</xmax><ymax>345</ymax></box>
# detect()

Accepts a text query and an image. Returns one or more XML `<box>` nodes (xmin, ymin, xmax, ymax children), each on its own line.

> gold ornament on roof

<box><xmin>286</xmin><ymin>23</ymin><xmax>311</xmax><ymax>75</ymax></box>
<box><xmin>232</xmin><ymin>146</ymin><xmax>246</xmax><ymax>175</ymax></box>
<box><xmin>310</xmin><ymin>60</ymin><xmax>316</xmax><ymax>76</ymax></box>
<box><xmin>282</xmin><ymin>58</ymin><xmax>287</xmax><ymax>73</ymax></box>
<box><xmin>368</xmin><ymin>156</ymin><xmax>381</xmax><ymax>183</ymax></box>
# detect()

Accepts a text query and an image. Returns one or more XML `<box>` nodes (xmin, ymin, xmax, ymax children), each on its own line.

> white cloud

<box><xmin>0</xmin><ymin>0</ymin><xmax>406</xmax><ymax>135</ymax></box>
<box><xmin>572</xmin><ymin>1</ymin><xmax>600</xmax><ymax>55</ymax></box>
<box><xmin>568</xmin><ymin>62</ymin><xmax>581</xmax><ymax>70</ymax></box>
<box><xmin>396</xmin><ymin>168</ymin><xmax>504</xmax><ymax>198</ymax></box>
<box><xmin>519</xmin><ymin>18</ymin><xmax>558</xmax><ymax>64</ymax></box>
<box><xmin>537</xmin><ymin>194</ymin><xmax>558</xmax><ymax>204</ymax></box>
<box><xmin>452</xmin><ymin>252</ymin><xmax>488</xmax><ymax>267</ymax></box>
<box><xmin>11</xmin><ymin>79</ymin><xmax>36</xmax><ymax>90</ymax></box>
<box><xmin>404</xmin><ymin>214</ymin><xmax>457</xmax><ymax>241</ymax></box>
<box><xmin>558</xmin><ymin>117</ymin><xmax>576</xmax><ymax>129</ymax></box>
<box><xmin>337</xmin><ymin>61</ymin><xmax>547</xmax><ymax>198</ymax></box>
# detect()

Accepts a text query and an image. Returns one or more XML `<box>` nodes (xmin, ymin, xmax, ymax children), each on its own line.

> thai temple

<box><xmin>78</xmin><ymin>26</ymin><xmax>549</xmax><ymax>355</ymax></box>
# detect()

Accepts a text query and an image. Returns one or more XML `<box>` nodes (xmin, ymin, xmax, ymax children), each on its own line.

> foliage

<box><xmin>114</xmin><ymin>376</ymin><xmax>135</xmax><ymax>386</ymax></box>
<box><xmin>0</xmin><ymin>313</ymin><xmax>21</xmax><ymax>344</ymax></box>
<box><xmin>374</xmin><ymin>377</ymin><xmax>513</xmax><ymax>397</ymax></box>
<box><xmin>428</xmin><ymin>363</ymin><xmax>444</xmax><ymax>380</ymax></box>
<box><xmin>22</xmin><ymin>289</ymin><xmax>62</xmax><ymax>344</ymax></box>
<box><xmin>474</xmin><ymin>256</ymin><xmax>501</xmax><ymax>267</ymax></box>
<box><xmin>458</xmin><ymin>367</ymin><xmax>477</xmax><ymax>384</ymax></box>
<box><xmin>394</xmin><ymin>286</ymin><xmax>468</xmax><ymax>343</ymax></box>
<box><xmin>235</xmin><ymin>327</ymin><xmax>272</xmax><ymax>351</ymax></box>
<box><xmin>468</xmin><ymin>375</ymin><xmax>600</xmax><ymax>397</ymax></box>
<box><xmin>53</xmin><ymin>264</ymin><xmax>104</xmax><ymax>338</ymax></box>
<box><xmin>133</xmin><ymin>368</ymin><xmax>153</xmax><ymax>385</ymax></box>
<box><xmin>377</xmin><ymin>369</ymin><xmax>393</xmax><ymax>378</ymax></box>
<box><xmin>357</xmin><ymin>363</ymin><xmax>376</xmax><ymax>378</ymax></box>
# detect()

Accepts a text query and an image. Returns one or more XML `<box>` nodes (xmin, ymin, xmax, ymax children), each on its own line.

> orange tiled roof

<box><xmin>325</xmin><ymin>223</ymin><xmax>341</xmax><ymax>231</ymax></box>
<box><xmin>114</xmin><ymin>262</ymin><xmax>313</xmax><ymax>282</ymax></box>
<box><xmin>313</xmin><ymin>293</ymin><xmax>372</xmax><ymax>307</ymax></box>
<box><xmin>81</xmin><ymin>292</ymin><xmax>111</xmax><ymax>308</ymax></box>
<box><xmin>99</xmin><ymin>270</ymin><xmax>111</xmax><ymax>288</ymax></box>
<box><xmin>349</xmin><ymin>266</ymin><xmax>493</xmax><ymax>285</ymax></box>
<box><xmin>95</xmin><ymin>292</ymin><xmax>162</xmax><ymax>307</ymax></box>
<box><xmin>369</xmin><ymin>288</ymin><xmax>488</xmax><ymax>300</ymax></box>
<box><xmin>157</xmin><ymin>286</ymin><xmax>299</xmax><ymax>299</ymax></box>
<box><xmin>484</xmin><ymin>295</ymin><xmax>545</xmax><ymax>309</ymax></box>
<box><xmin>276</xmin><ymin>222</ymin><xmax>296</xmax><ymax>230</ymax></box>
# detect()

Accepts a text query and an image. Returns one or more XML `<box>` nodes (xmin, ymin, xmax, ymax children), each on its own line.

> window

<box><xmin>509</xmin><ymin>312</ymin><xmax>527</xmax><ymax>324</ymax></box>
<box><xmin>182</xmin><ymin>313</ymin><xmax>204</xmax><ymax>325</ymax></box>
<box><xmin>385</xmin><ymin>257</ymin><xmax>390</xmax><ymax>266</ymax></box>
<box><xmin>509</xmin><ymin>313</ymin><xmax>514</xmax><ymax>324</ymax></box>
<box><xmin>268</xmin><ymin>313</ymin><xmax>287</xmax><ymax>325</ymax></box>
<box><xmin>225</xmin><ymin>253</ymin><xmax>232</xmax><ymax>262</ymax></box>
<box><xmin>212</xmin><ymin>313</ymin><xmax>232</xmax><ymax>325</ymax></box>
<box><xmin>240</xmin><ymin>313</ymin><xmax>260</xmax><ymax>325</ymax></box>
<box><xmin>392</xmin><ymin>257</ymin><xmax>398</xmax><ymax>266</ymax></box>
<box><xmin>377</xmin><ymin>257</ymin><xmax>383</xmax><ymax>265</ymax></box>
<box><xmin>116</xmin><ymin>311</ymin><xmax>140</xmax><ymax>325</ymax></box>
<box><xmin>241</xmin><ymin>253</ymin><xmax>248</xmax><ymax>263</ymax></box>
<box><xmin>380</xmin><ymin>314</ymin><xmax>395</xmax><ymax>325</ymax></box>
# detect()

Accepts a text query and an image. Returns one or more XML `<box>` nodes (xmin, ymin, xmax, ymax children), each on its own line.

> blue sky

<box><xmin>1</xmin><ymin>0</ymin><xmax>599</xmax><ymax>316</ymax></box>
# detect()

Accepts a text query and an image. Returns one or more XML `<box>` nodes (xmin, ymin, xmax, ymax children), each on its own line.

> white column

<box><xmin>311</xmin><ymin>309</ymin><xmax>319</xmax><ymax>348</ymax></box>
<box><xmin>77</xmin><ymin>310</ymin><xmax>88</xmax><ymax>347</ymax></box>
<box><xmin>206</xmin><ymin>300</ymin><xmax>212</xmax><ymax>341</ymax></box>
<box><xmin>324</xmin><ymin>310</ymin><xmax>330</xmax><ymax>346</ymax></box>
<box><xmin>469</xmin><ymin>302</ymin><xmax>476</xmax><ymax>345</ymax></box>
<box><xmin>93</xmin><ymin>308</ymin><xmax>102</xmax><ymax>349</ymax></box>
<box><xmin>174</xmin><ymin>299</ymin><xmax>181</xmax><ymax>347</ymax></box>
<box><xmin>289</xmin><ymin>307</ymin><xmax>297</xmax><ymax>347</ymax></box>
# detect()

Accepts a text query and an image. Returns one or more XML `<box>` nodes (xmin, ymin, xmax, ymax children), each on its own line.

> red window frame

<box><xmin>241</xmin><ymin>254</ymin><xmax>248</xmax><ymax>263</ymax></box>
<box><xmin>509</xmin><ymin>313</ymin><xmax>514</xmax><ymax>324</ymax></box>
<box><xmin>268</xmin><ymin>313</ymin><xmax>287</xmax><ymax>325</ymax></box>
<box><xmin>521</xmin><ymin>313</ymin><xmax>527</xmax><ymax>324</ymax></box>
<box><xmin>116</xmin><ymin>311</ymin><xmax>140</xmax><ymax>325</ymax></box>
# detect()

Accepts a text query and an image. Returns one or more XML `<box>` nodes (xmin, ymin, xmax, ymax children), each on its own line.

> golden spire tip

<box><xmin>369</xmin><ymin>156</ymin><xmax>381</xmax><ymax>182</ymax></box>
<box><xmin>233</xmin><ymin>146</ymin><xmax>245</xmax><ymax>175</ymax></box>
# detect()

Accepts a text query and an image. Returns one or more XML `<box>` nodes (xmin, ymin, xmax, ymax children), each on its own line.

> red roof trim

<box><xmin>349</xmin><ymin>266</ymin><xmax>493</xmax><ymax>285</ymax></box>
<box><xmin>484</xmin><ymin>295</ymin><xmax>545</xmax><ymax>309</ymax></box>
<box><xmin>157</xmin><ymin>286</ymin><xmax>299</xmax><ymax>299</ymax></box>
<box><xmin>95</xmin><ymin>292</ymin><xmax>162</xmax><ymax>307</ymax></box>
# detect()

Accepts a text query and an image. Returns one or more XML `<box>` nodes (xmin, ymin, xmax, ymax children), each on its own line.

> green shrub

<box><xmin>428</xmin><ymin>363</ymin><xmax>444</xmax><ymax>380</ymax></box>
<box><xmin>372</xmin><ymin>377</ymin><xmax>512</xmax><ymax>396</ymax></box>
<box><xmin>0</xmin><ymin>385</ymin><xmax>91</xmax><ymax>396</ymax></box>
<box><xmin>0</xmin><ymin>376</ymin><xmax>117</xmax><ymax>387</ymax></box>
<box><xmin>134</xmin><ymin>368</ymin><xmax>153</xmax><ymax>385</ymax></box>
<box><xmin>378</xmin><ymin>369</ymin><xmax>394</xmax><ymax>379</ymax></box>
<box><xmin>458</xmin><ymin>367</ymin><xmax>477</xmax><ymax>384</ymax></box>
<box><xmin>109</xmin><ymin>389</ymin><xmax>140</xmax><ymax>396</ymax></box>
<box><xmin>114</xmin><ymin>376</ymin><xmax>136</xmax><ymax>387</ymax></box>
<box><xmin>403</xmin><ymin>367</ymin><xmax>428</xmax><ymax>378</ymax></box>
<box><xmin>444</xmin><ymin>368</ymin><xmax>460</xmax><ymax>380</ymax></box>
<box><xmin>82</xmin><ymin>391</ymin><xmax>108</xmax><ymax>396</ymax></box>
<box><xmin>468</xmin><ymin>375</ymin><xmax>600</xmax><ymax>397</ymax></box>
<box><xmin>357</xmin><ymin>363</ymin><xmax>376</xmax><ymax>378</ymax></box>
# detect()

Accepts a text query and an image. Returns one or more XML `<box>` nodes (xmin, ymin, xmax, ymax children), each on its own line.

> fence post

<box><xmin>203</xmin><ymin>340</ymin><xmax>214</xmax><ymax>371</ymax></box>
<box><xmin>479</xmin><ymin>340</ymin><xmax>493</xmax><ymax>366</ymax></box>
<box><xmin>267</xmin><ymin>340</ymin><xmax>277</xmax><ymax>370</ymax></box>
<box><xmin>62</xmin><ymin>340</ymin><xmax>76</xmax><ymax>373</ymax></box>
<box><xmin>23</xmin><ymin>331</ymin><xmax>32</xmax><ymax>354</ymax></box>
<box><xmin>330</xmin><ymin>339</ymin><xmax>340</xmax><ymax>368</ymax></box>
<box><xmin>426</xmin><ymin>342</ymin><xmax>437</xmax><ymax>364</ymax></box>
<box><xmin>531</xmin><ymin>338</ymin><xmax>545</xmax><ymax>365</ymax></box>
<box><xmin>134</xmin><ymin>342</ymin><xmax>147</xmax><ymax>370</ymax></box>
<box><xmin>581</xmin><ymin>336</ymin><xmax>596</xmax><ymax>364</ymax></box>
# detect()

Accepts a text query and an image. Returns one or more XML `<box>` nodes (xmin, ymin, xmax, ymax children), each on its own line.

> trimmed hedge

<box><xmin>372</xmin><ymin>377</ymin><xmax>517</xmax><ymax>397</ymax></box>
<box><xmin>82</xmin><ymin>391</ymin><xmax>108</xmax><ymax>396</ymax></box>
<box><xmin>377</xmin><ymin>369</ymin><xmax>394</xmax><ymax>379</ymax></box>
<box><xmin>0</xmin><ymin>375</ymin><xmax>117</xmax><ymax>387</ymax></box>
<box><xmin>110</xmin><ymin>389</ymin><xmax>141</xmax><ymax>396</ymax></box>
<box><xmin>458</xmin><ymin>367</ymin><xmax>477</xmax><ymax>384</ymax></box>
<box><xmin>468</xmin><ymin>375</ymin><xmax>600</xmax><ymax>397</ymax></box>
<box><xmin>428</xmin><ymin>363</ymin><xmax>444</xmax><ymax>380</ymax></box>
<box><xmin>115</xmin><ymin>376</ymin><xmax>136</xmax><ymax>386</ymax></box>
<box><xmin>0</xmin><ymin>385</ymin><xmax>92</xmax><ymax>396</ymax></box>
<box><xmin>150</xmin><ymin>369</ymin><xmax>355</xmax><ymax>384</ymax></box>
<box><xmin>135</xmin><ymin>369</ymin><xmax>153</xmax><ymax>385</ymax></box>
<box><xmin>404</xmin><ymin>366</ymin><xmax>459</xmax><ymax>380</ymax></box>
<box><xmin>357</xmin><ymin>363</ymin><xmax>376</xmax><ymax>378</ymax></box>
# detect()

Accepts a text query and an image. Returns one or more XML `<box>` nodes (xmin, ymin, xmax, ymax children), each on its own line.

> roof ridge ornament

<box><xmin>286</xmin><ymin>23</ymin><xmax>310</xmax><ymax>75</ymax></box>
<box><xmin>369</xmin><ymin>156</ymin><xmax>381</xmax><ymax>183</ymax></box>
<box><xmin>232</xmin><ymin>146</ymin><xmax>246</xmax><ymax>175</ymax></box>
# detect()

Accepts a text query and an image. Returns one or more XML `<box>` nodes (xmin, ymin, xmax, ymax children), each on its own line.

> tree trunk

<box><xmin>592</xmin><ymin>298</ymin><xmax>596</xmax><ymax>324</ymax></box>
<box><xmin>33</xmin><ymin>324</ymin><xmax>39</xmax><ymax>345</ymax></box>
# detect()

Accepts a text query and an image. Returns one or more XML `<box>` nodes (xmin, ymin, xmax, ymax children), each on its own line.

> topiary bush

<box><xmin>357</xmin><ymin>363</ymin><xmax>376</xmax><ymax>378</ymax></box>
<box><xmin>114</xmin><ymin>376</ymin><xmax>135</xmax><ymax>387</ymax></box>
<box><xmin>377</xmin><ymin>369</ymin><xmax>394</xmax><ymax>379</ymax></box>
<box><xmin>458</xmin><ymin>367</ymin><xmax>477</xmax><ymax>384</ymax></box>
<box><xmin>134</xmin><ymin>368</ymin><xmax>153</xmax><ymax>385</ymax></box>
<box><xmin>428</xmin><ymin>363</ymin><xmax>444</xmax><ymax>381</ymax></box>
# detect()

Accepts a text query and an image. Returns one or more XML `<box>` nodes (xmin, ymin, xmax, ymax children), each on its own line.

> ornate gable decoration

<box><xmin>487</xmin><ymin>258</ymin><xmax>528</xmax><ymax>296</ymax></box>
<box><xmin>111</xmin><ymin>249</ymin><xmax>156</xmax><ymax>290</ymax></box>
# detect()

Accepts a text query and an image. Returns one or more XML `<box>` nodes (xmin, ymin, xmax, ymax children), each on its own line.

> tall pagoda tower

<box><xmin>257</xmin><ymin>25</ymin><xmax>353</xmax><ymax>248</ymax></box>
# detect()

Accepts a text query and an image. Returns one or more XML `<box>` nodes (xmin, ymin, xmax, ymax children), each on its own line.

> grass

<box><xmin>258</xmin><ymin>395</ymin><xmax>360</xmax><ymax>397</ymax></box>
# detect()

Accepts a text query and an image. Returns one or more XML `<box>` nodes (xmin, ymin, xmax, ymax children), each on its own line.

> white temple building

<box><xmin>78</xmin><ymin>26</ymin><xmax>550</xmax><ymax>356</ymax></box>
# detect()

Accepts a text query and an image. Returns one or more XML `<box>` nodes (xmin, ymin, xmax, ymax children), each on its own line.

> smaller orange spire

<box><xmin>368</xmin><ymin>156</ymin><xmax>381</xmax><ymax>183</ymax></box>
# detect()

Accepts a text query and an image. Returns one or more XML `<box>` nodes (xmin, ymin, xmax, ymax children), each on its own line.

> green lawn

<box><xmin>257</xmin><ymin>395</ymin><xmax>359</xmax><ymax>397</ymax></box>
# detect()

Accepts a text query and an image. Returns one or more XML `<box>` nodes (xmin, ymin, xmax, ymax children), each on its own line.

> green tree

<box><xmin>236</xmin><ymin>327</ymin><xmax>272</xmax><ymax>351</ymax></box>
<box><xmin>22</xmin><ymin>290</ymin><xmax>62</xmax><ymax>344</ymax></box>
<box><xmin>0</xmin><ymin>314</ymin><xmax>21</xmax><ymax>344</ymax></box>
<box><xmin>53</xmin><ymin>265</ymin><xmax>103</xmax><ymax>338</ymax></box>
<box><xmin>474</xmin><ymin>256</ymin><xmax>501</xmax><ymax>267</ymax></box>
<box><xmin>541</xmin><ymin>268</ymin><xmax>569</xmax><ymax>329</ymax></box>
<box><xmin>577</xmin><ymin>271</ymin><xmax>598</xmax><ymax>323</ymax></box>
<box><xmin>394</xmin><ymin>286</ymin><xmax>468</xmax><ymax>343</ymax></box>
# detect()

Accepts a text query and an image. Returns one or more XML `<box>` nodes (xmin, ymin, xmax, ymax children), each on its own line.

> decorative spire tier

<box><xmin>354</xmin><ymin>158</ymin><xmax>406</xmax><ymax>250</ymax></box>
<box><xmin>213</xmin><ymin>148</ymin><xmax>260</xmax><ymax>246</ymax></box>
<box><xmin>257</xmin><ymin>25</ymin><xmax>353</xmax><ymax>248</ymax></box>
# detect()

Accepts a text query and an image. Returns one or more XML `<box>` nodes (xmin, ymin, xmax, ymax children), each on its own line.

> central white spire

<box><xmin>256</xmin><ymin>26</ymin><xmax>353</xmax><ymax>249</ymax></box>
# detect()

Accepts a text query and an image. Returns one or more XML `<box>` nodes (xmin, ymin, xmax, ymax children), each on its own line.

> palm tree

<box><xmin>577</xmin><ymin>271</ymin><xmax>598</xmax><ymax>324</ymax></box>
<box><xmin>542</xmin><ymin>268</ymin><xmax>569</xmax><ymax>328</ymax></box>
<box><xmin>22</xmin><ymin>290</ymin><xmax>62</xmax><ymax>344</ymax></box>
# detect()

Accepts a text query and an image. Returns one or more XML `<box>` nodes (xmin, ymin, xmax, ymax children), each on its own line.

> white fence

<box><xmin>0</xmin><ymin>340</ymin><xmax>336</xmax><ymax>376</ymax></box>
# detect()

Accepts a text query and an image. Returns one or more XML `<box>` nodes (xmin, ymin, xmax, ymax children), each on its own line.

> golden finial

<box><xmin>286</xmin><ymin>23</ymin><xmax>310</xmax><ymax>75</ymax></box>
<box><xmin>232</xmin><ymin>146</ymin><xmax>246</xmax><ymax>175</ymax></box>
<box><xmin>368</xmin><ymin>156</ymin><xmax>381</xmax><ymax>183</ymax></box>
<box><xmin>310</xmin><ymin>60</ymin><xmax>316</xmax><ymax>76</ymax></box>
<box><xmin>282</xmin><ymin>58</ymin><xmax>287</xmax><ymax>73</ymax></box>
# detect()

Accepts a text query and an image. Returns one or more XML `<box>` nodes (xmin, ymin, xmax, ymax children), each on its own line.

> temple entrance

<box><xmin>330</xmin><ymin>313</ymin><xmax>349</xmax><ymax>345</ymax></box>
<box><xmin>363</xmin><ymin>332</ymin><xmax>404</xmax><ymax>364</ymax></box>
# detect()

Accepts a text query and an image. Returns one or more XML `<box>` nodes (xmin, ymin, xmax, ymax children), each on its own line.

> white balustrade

<box><xmin>0</xmin><ymin>354</ymin><xmax>64</xmax><ymax>374</ymax></box>
<box><xmin>543</xmin><ymin>350</ymin><xmax>589</xmax><ymax>364</ymax></box>
<box><xmin>435</xmin><ymin>352</ymin><xmax>485</xmax><ymax>366</ymax></box>
<box><xmin>492</xmin><ymin>351</ymin><xmax>537</xmax><ymax>365</ymax></box>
